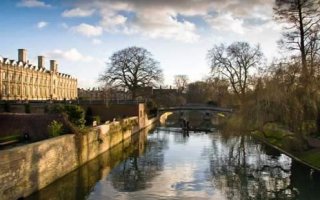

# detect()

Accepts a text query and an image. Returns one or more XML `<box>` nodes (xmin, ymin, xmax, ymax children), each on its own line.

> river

<box><xmin>27</xmin><ymin>118</ymin><xmax>320</xmax><ymax>200</ymax></box>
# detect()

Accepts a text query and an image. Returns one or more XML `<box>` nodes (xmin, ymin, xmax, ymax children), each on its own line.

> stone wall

<box><xmin>80</xmin><ymin>103</ymin><xmax>141</xmax><ymax>122</ymax></box>
<box><xmin>0</xmin><ymin>114</ymin><xmax>157</xmax><ymax>200</ymax></box>
<box><xmin>0</xmin><ymin>113</ymin><xmax>68</xmax><ymax>141</ymax></box>
<box><xmin>0</xmin><ymin>135</ymin><xmax>79</xmax><ymax>199</ymax></box>
<box><xmin>27</xmin><ymin>125</ymin><xmax>151</xmax><ymax>199</ymax></box>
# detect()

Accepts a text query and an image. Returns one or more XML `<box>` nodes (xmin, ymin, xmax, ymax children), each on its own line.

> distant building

<box><xmin>0</xmin><ymin>49</ymin><xmax>77</xmax><ymax>100</ymax></box>
<box><xmin>78</xmin><ymin>87</ymin><xmax>130</xmax><ymax>101</ymax></box>
<box><xmin>78</xmin><ymin>88</ymin><xmax>107</xmax><ymax>101</ymax></box>
<box><xmin>152</xmin><ymin>87</ymin><xmax>178</xmax><ymax>96</ymax></box>
<box><xmin>78</xmin><ymin>86</ymin><xmax>178</xmax><ymax>104</ymax></box>
<box><xmin>135</xmin><ymin>86</ymin><xmax>153</xmax><ymax>100</ymax></box>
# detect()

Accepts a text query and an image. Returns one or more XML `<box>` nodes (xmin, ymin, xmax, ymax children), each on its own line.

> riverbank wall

<box><xmin>253</xmin><ymin>133</ymin><xmax>320</xmax><ymax>172</ymax></box>
<box><xmin>0</xmin><ymin>112</ymin><xmax>169</xmax><ymax>200</ymax></box>
<box><xmin>26</xmin><ymin>124</ymin><xmax>153</xmax><ymax>199</ymax></box>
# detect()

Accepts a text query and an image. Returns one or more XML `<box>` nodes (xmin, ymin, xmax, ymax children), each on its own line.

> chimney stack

<box><xmin>50</xmin><ymin>60</ymin><xmax>57</xmax><ymax>72</ymax></box>
<box><xmin>18</xmin><ymin>49</ymin><xmax>27</xmax><ymax>63</ymax></box>
<box><xmin>38</xmin><ymin>56</ymin><xmax>45</xmax><ymax>69</ymax></box>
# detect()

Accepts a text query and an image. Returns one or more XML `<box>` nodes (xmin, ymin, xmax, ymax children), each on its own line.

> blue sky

<box><xmin>0</xmin><ymin>0</ymin><xmax>282</xmax><ymax>88</ymax></box>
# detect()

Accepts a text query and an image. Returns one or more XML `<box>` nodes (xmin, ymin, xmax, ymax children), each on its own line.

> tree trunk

<box><xmin>298</xmin><ymin>1</ymin><xmax>309</xmax><ymax>84</ymax></box>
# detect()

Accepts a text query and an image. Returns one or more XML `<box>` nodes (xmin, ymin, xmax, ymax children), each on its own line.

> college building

<box><xmin>0</xmin><ymin>49</ymin><xmax>77</xmax><ymax>101</ymax></box>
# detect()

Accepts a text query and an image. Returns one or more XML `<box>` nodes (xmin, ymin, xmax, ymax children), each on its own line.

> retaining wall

<box><xmin>0</xmin><ymin>115</ymin><xmax>158</xmax><ymax>200</ymax></box>
<box><xmin>0</xmin><ymin>113</ymin><xmax>68</xmax><ymax>141</ymax></box>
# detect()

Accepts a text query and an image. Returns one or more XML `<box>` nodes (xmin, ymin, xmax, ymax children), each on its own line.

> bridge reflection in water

<box><xmin>27</xmin><ymin>114</ymin><xmax>320</xmax><ymax>200</ymax></box>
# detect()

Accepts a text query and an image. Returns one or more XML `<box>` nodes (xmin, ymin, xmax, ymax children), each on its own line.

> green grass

<box><xmin>254</xmin><ymin>124</ymin><xmax>320</xmax><ymax>170</ymax></box>
<box><xmin>0</xmin><ymin>135</ymin><xmax>21</xmax><ymax>143</ymax></box>
<box><xmin>298</xmin><ymin>150</ymin><xmax>320</xmax><ymax>168</ymax></box>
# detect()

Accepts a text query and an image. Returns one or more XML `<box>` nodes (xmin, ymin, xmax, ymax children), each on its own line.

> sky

<box><xmin>0</xmin><ymin>0</ymin><xmax>283</xmax><ymax>88</ymax></box>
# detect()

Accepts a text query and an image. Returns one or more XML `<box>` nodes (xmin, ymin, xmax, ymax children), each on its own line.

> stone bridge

<box><xmin>158</xmin><ymin>105</ymin><xmax>233</xmax><ymax>113</ymax></box>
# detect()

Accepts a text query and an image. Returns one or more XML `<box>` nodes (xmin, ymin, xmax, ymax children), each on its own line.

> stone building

<box><xmin>78</xmin><ymin>88</ymin><xmax>107</xmax><ymax>101</ymax></box>
<box><xmin>78</xmin><ymin>87</ymin><xmax>130</xmax><ymax>101</ymax></box>
<box><xmin>0</xmin><ymin>49</ymin><xmax>77</xmax><ymax>100</ymax></box>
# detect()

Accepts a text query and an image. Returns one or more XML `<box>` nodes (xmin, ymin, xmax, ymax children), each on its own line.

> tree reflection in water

<box><xmin>27</xmin><ymin>118</ymin><xmax>320</xmax><ymax>200</ymax></box>
<box><xmin>109</xmin><ymin>130</ymin><xmax>168</xmax><ymax>192</ymax></box>
<box><xmin>208</xmin><ymin>135</ymin><xmax>320</xmax><ymax>200</ymax></box>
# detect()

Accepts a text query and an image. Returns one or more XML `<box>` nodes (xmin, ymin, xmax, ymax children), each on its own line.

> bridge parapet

<box><xmin>158</xmin><ymin>106</ymin><xmax>233</xmax><ymax>113</ymax></box>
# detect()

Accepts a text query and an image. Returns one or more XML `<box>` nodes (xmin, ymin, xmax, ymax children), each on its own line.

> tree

<box><xmin>274</xmin><ymin>0</ymin><xmax>320</xmax><ymax>80</ymax></box>
<box><xmin>99</xmin><ymin>46</ymin><xmax>163</xmax><ymax>99</ymax></box>
<box><xmin>207</xmin><ymin>42</ymin><xmax>263</xmax><ymax>101</ymax></box>
<box><xmin>174</xmin><ymin>75</ymin><xmax>189</xmax><ymax>93</ymax></box>
<box><xmin>186</xmin><ymin>81</ymin><xmax>208</xmax><ymax>103</ymax></box>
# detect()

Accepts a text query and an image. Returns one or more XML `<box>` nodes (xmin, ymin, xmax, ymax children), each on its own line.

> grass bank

<box><xmin>252</xmin><ymin>123</ymin><xmax>320</xmax><ymax>171</ymax></box>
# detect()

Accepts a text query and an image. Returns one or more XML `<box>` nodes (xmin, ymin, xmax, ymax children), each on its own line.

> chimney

<box><xmin>38</xmin><ymin>56</ymin><xmax>45</xmax><ymax>69</ymax></box>
<box><xmin>50</xmin><ymin>60</ymin><xmax>57</xmax><ymax>72</ymax></box>
<box><xmin>18</xmin><ymin>49</ymin><xmax>27</xmax><ymax>63</ymax></box>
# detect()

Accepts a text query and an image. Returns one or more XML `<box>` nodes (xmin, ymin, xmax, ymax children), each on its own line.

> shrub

<box><xmin>64</xmin><ymin>105</ymin><xmax>86</xmax><ymax>128</ymax></box>
<box><xmin>49</xmin><ymin>104</ymin><xmax>86</xmax><ymax>128</ymax></box>
<box><xmin>48</xmin><ymin>120</ymin><xmax>63</xmax><ymax>137</ymax></box>
<box><xmin>85</xmin><ymin>107</ymin><xmax>93</xmax><ymax>126</ymax></box>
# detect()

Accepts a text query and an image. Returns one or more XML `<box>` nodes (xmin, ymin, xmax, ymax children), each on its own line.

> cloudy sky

<box><xmin>0</xmin><ymin>0</ymin><xmax>282</xmax><ymax>88</ymax></box>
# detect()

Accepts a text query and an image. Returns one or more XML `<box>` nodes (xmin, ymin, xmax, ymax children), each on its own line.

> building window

<box><xmin>17</xmin><ymin>86</ymin><xmax>21</xmax><ymax>96</ymax></box>
<box><xmin>10</xmin><ymin>85</ymin><xmax>14</xmax><ymax>95</ymax></box>
<box><xmin>2</xmin><ymin>85</ymin><xmax>7</xmax><ymax>95</ymax></box>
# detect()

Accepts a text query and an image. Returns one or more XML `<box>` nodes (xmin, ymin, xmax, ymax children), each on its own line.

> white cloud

<box><xmin>62</xmin><ymin>8</ymin><xmax>95</xmax><ymax>17</ymax></box>
<box><xmin>131</xmin><ymin>13</ymin><xmax>200</xmax><ymax>43</ymax></box>
<box><xmin>96</xmin><ymin>5</ymin><xmax>200</xmax><ymax>43</ymax></box>
<box><xmin>17</xmin><ymin>0</ymin><xmax>51</xmax><ymax>8</ymax></box>
<box><xmin>37</xmin><ymin>21</ymin><xmax>48</xmax><ymax>29</ymax></box>
<box><xmin>100</xmin><ymin>12</ymin><xmax>127</xmax><ymax>32</ymax></box>
<box><xmin>46</xmin><ymin>48</ymin><xmax>93</xmax><ymax>62</ymax></box>
<box><xmin>62</xmin><ymin>0</ymin><xmax>277</xmax><ymax>44</ymax></box>
<box><xmin>206</xmin><ymin>13</ymin><xmax>245</xmax><ymax>35</ymax></box>
<box><xmin>92</xmin><ymin>39</ymin><xmax>102</xmax><ymax>45</ymax></box>
<box><xmin>66</xmin><ymin>0</ymin><xmax>275</xmax><ymax>43</ymax></box>
<box><xmin>71</xmin><ymin>23</ymin><xmax>103</xmax><ymax>37</ymax></box>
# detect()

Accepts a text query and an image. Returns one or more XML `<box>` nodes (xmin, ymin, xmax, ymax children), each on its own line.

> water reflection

<box><xmin>26</xmin><ymin>126</ymin><xmax>151</xmax><ymax>200</ymax></box>
<box><xmin>27</xmin><ymin>123</ymin><xmax>320</xmax><ymax>200</ymax></box>
<box><xmin>108</xmin><ymin>131</ymin><xmax>166</xmax><ymax>192</ymax></box>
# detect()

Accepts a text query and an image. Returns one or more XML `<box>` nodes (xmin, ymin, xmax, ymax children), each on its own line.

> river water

<box><xmin>27</xmin><ymin>123</ymin><xmax>320</xmax><ymax>200</ymax></box>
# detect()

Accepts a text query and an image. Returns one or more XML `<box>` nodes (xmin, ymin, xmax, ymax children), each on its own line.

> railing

<box><xmin>158</xmin><ymin>105</ymin><xmax>233</xmax><ymax>113</ymax></box>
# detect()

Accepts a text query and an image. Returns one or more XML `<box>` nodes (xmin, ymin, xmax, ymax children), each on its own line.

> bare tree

<box><xmin>174</xmin><ymin>75</ymin><xmax>189</xmax><ymax>93</ymax></box>
<box><xmin>274</xmin><ymin>0</ymin><xmax>320</xmax><ymax>79</ymax></box>
<box><xmin>186</xmin><ymin>81</ymin><xmax>208</xmax><ymax>103</ymax></box>
<box><xmin>99</xmin><ymin>47</ymin><xmax>163</xmax><ymax>99</ymax></box>
<box><xmin>207</xmin><ymin>42</ymin><xmax>263</xmax><ymax>100</ymax></box>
